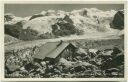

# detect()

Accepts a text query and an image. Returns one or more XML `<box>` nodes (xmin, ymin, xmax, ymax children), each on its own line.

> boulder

<box><xmin>59</xmin><ymin>58</ymin><xmax>73</xmax><ymax>68</ymax></box>
<box><xmin>76</xmin><ymin>48</ymin><xmax>87</xmax><ymax>55</ymax></box>
<box><xmin>110</xmin><ymin>10</ymin><xmax>124</xmax><ymax>30</ymax></box>
<box><xmin>89</xmin><ymin>49</ymin><xmax>99</xmax><ymax>54</ymax></box>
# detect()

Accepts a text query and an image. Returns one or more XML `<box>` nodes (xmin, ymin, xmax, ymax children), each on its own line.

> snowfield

<box><xmin>23</xmin><ymin>8</ymin><xmax>117</xmax><ymax>35</ymax></box>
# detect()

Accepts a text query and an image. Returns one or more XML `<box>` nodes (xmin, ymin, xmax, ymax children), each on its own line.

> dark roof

<box><xmin>34</xmin><ymin>41</ymin><xmax>75</xmax><ymax>60</ymax></box>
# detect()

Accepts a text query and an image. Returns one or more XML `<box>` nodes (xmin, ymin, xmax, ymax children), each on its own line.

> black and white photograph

<box><xmin>4</xmin><ymin>2</ymin><xmax>125</xmax><ymax>78</ymax></box>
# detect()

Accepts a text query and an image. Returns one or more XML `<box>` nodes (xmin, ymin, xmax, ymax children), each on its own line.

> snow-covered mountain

<box><xmin>4</xmin><ymin>8</ymin><xmax>124</xmax><ymax>40</ymax></box>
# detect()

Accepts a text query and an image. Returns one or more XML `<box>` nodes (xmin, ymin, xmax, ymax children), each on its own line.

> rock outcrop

<box><xmin>29</xmin><ymin>14</ymin><xmax>44</xmax><ymax>20</ymax></box>
<box><xmin>4</xmin><ymin>13</ymin><xmax>15</xmax><ymax>22</ymax></box>
<box><xmin>110</xmin><ymin>10</ymin><xmax>124</xmax><ymax>30</ymax></box>
<box><xmin>52</xmin><ymin>15</ymin><xmax>83</xmax><ymax>37</ymax></box>
<box><xmin>5</xmin><ymin>21</ymin><xmax>23</xmax><ymax>38</ymax></box>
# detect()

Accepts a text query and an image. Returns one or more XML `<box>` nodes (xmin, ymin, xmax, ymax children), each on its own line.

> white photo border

<box><xmin>0</xmin><ymin>0</ymin><xmax>127</xmax><ymax>81</ymax></box>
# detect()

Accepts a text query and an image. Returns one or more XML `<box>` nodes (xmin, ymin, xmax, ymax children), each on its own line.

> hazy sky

<box><xmin>5</xmin><ymin>4</ymin><xmax>124</xmax><ymax>17</ymax></box>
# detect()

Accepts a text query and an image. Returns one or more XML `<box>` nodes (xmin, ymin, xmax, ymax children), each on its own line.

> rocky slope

<box><xmin>4</xmin><ymin>34</ymin><xmax>21</xmax><ymax>45</ymax></box>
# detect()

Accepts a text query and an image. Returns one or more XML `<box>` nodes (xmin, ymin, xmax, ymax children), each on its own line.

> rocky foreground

<box><xmin>5</xmin><ymin>39</ymin><xmax>124</xmax><ymax>78</ymax></box>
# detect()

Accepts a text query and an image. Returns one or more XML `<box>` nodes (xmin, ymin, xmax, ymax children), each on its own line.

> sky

<box><xmin>4</xmin><ymin>4</ymin><xmax>124</xmax><ymax>17</ymax></box>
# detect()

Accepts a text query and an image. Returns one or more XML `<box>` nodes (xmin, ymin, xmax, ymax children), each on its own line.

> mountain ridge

<box><xmin>4</xmin><ymin>8</ymin><xmax>124</xmax><ymax>41</ymax></box>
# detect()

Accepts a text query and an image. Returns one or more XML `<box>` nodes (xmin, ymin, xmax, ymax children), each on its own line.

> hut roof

<box><xmin>34</xmin><ymin>41</ymin><xmax>75</xmax><ymax>60</ymax></box>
